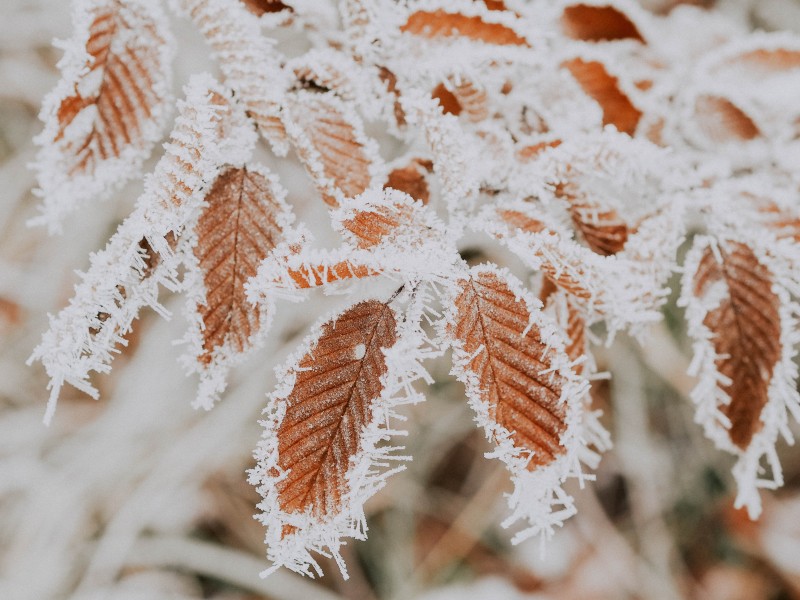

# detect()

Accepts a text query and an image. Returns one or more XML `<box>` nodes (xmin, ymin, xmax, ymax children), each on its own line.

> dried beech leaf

<box><xmin>195</xmin><ymin>166</ymin><xmax>286</xmax><ymax>364</ymax></box>
<box><xmin>34</xmin><ymin>0</ymin><xmax>173</xmax><ymax>228</ymax></box>
<box><xmin>450</xmin><ymin>269</ymin><xmax>568</xmax><ymax>469</ymax></box>
<box><xmin>692</xmin><ymin>242</ymin><xmax>780</xmax><ymax>449</ymax></box>
<box><xmin>286</xmin><ymin>91</ymin><xmax>379</xmax><ymax>205</ymax></box>
<box><xmin>694</xmin><ymin>95</ymin><xmax>760</xmax><ymax>143</ymax></box>
<box><xmin>561</xmin><ymin>4</ymin><xmax>645</xmax><ymax>42</ymax></box>
<box><xmin>496</xmin><ymin>210</ymin><xmax>592</xmax><ymax>299</ymax></box>
<box><xmin>400</xmin><ymin>9</ymin><xmax>529</xmax><ymax>46</ymax></box>
<box><xmin>334</xmin><ymin>188</ymin><xmax>444</xmax><ymax>252</ymax></box>
<box><xmin>273</xmin><ymin>300</ymin><xmax>397</xmax><ymax>517</ymax></box>
<box><xmin>181</xmin><ymin>0</ymin><xmax>291</xmax><ymax>155</ymax></box>
<box><xmin>556</xmin><ymin>183</ymin><xmax>629</xmax><ymax>256</ymax></box>
<box><xmin>445</xmin><ymin>266</ymin><xmax>597</xmax><ymax>542</ymax></box>
<box><xmin>719</xmin><ymin>48</ymin><xmax>800</xmax><ymax>76</ymax></box>
<box><xmin>562</xmin><ymin>58</ymin><xmax>642</xmax><ymax>136</ymax></box>
<box><xmin>384</xmin><ymin>158</ymin><xmax>432</xmax><ymax>204</ymax></box>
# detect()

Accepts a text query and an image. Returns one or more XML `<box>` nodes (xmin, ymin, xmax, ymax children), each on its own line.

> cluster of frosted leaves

<box><xmin>30</xmin><ymin>0</ymin><xmax>800</xmax><ymax>579</ymax></box>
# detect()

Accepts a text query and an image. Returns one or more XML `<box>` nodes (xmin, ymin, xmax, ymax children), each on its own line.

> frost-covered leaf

<box><xmin>194</xmin><ymin>167</ymin><xmax>288</xmax><ymax>364</ymax></box>
<box><xmin>561</xmin><ymin>58</ymin><xmax>641</xmax><ymax>135</ymax></box>
<box><xmin>284</xmin><ymin>90</ymin><xmax>382</xmax><ymax>205</ymax></box>
<box><xmin>555</xmin><ymin>182</ymin><xmax>629</xmax><ymax>256</ymax></box>
<box><xmin>444</xmin><ymin>265</ymin><xmax>596</xmax><ymax>542</ymax></box>
<box><xmin>33</xmin><ymin>0</ymin><xmax>174</xmax><ymax>231</ymax></box>
<box><xmin>682</xmin><ymin>235</ymin><xmax>800</xmax><ymax>517</ymax></box>
<box><xmin>180</xmin><ymin>0</ymin><xmax>292</xmax><ymax>154</ymax></box>
<box><xmin>250</xmin><ymin>296</ymin><xmax>430</xmax><ymax>577</ymax></box>
<box><xmin>183</xmin><ymin>164</ymin><xmax>293</xmax><ymax>409</ymax></box>
<box><xmin>30</xmin><ymin>74</ymin><xmax>256</xmax><ymax>423</ymax></box>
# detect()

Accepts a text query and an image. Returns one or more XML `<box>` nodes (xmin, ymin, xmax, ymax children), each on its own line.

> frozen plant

<box><xmin>28</xmin><ymin>0</ymin><xmax>800</xmax><ymax>580</ymax></box>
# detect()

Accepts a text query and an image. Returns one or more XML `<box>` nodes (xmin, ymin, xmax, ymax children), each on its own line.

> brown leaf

<box><xmin>694</xmin><ymin>95</ymin><xmax>760</xmax><ymax>143</ymax></box>
<box><xmin>561</xmin><ymin>4</ymin><xmax>645</xmax><ymax>42</ymax></box>
<box><xmin>400</xmin><ymin>10</ymin><xmax>529</xmax><ymax>46</ymax></box>
<box><xmin>384</xmin><ymin>158</ymin><xmax>433</xmax><ymax>204</ymax></box>
<box><xmin>556</xmin><ymin>182</ymin><xmax>628</xmax><ymax>256</ymax></box>
<box><xmin>53</xmin><ymin>1</ymin><xmax>170</xmax><ymax>177</ymax></box>
<box><xmin>338</xmin><ymin>190</ymin><xmax>434</xmax><ymax>249</ymax></box>
<box><xmin>240</xmin><ymin>0</ymin><xmax>292</xmax><ymax>16</ymax></box>
<box><xmin>562</xmin><ymin>58</ymin><xmax>642</xmax><ymax>135</ymax></box>
<box><xmin>287</xmin><ymin>91</ymin><xmax>375</xmax><ymax>205</ymax></box>
<box><xmin>450</xmin><ymin>269</ymin><xmax>568</xmax><ymax>469</ymax></box>
<box><xmin>275</xmin><ymin>300</ymin><xmax>398</xmax><ymax>518</ymax></box>
<box><xmin>195</xmin><ymin>167</ymin><xmax>284</xmax><ymax>363</ymax></box>
<box><xmin>693</xmin><ymin>242</ymin><xmax>781</xmax><ymax>449</ymax></box>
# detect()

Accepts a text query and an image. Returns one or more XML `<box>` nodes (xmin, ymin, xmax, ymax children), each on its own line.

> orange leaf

<box><xmin>195</xmin><ymin>167</ymin><xmax>285</xmax><ymax>363</ymax></box>
<box><xmin>450</xmin><ymin>269</ymin><xmax>568</xmax><ymax>469</ymax></box>
<box><xmin>274</xmin><ymin>300</ymin><xmax>398</xmax><ymax>518</ymax></box>
<box><xmin>401</xmin><ymin>9</ymin><xmax>529</xmax><ymax>46</ymax></box>
<box><xmin>693</xmin><ymin>242</ymin><xmax>781</xmax><ymax>449</ymax></box>
<box><xmin>560</xmin><ymin>4</ymin><xmax>645</xmax><ymax>42</ymax></box>
<box><xmin>562</xmin><ymin>58</ymin><xmax>642</xmax><ymax>135</ymax></box>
